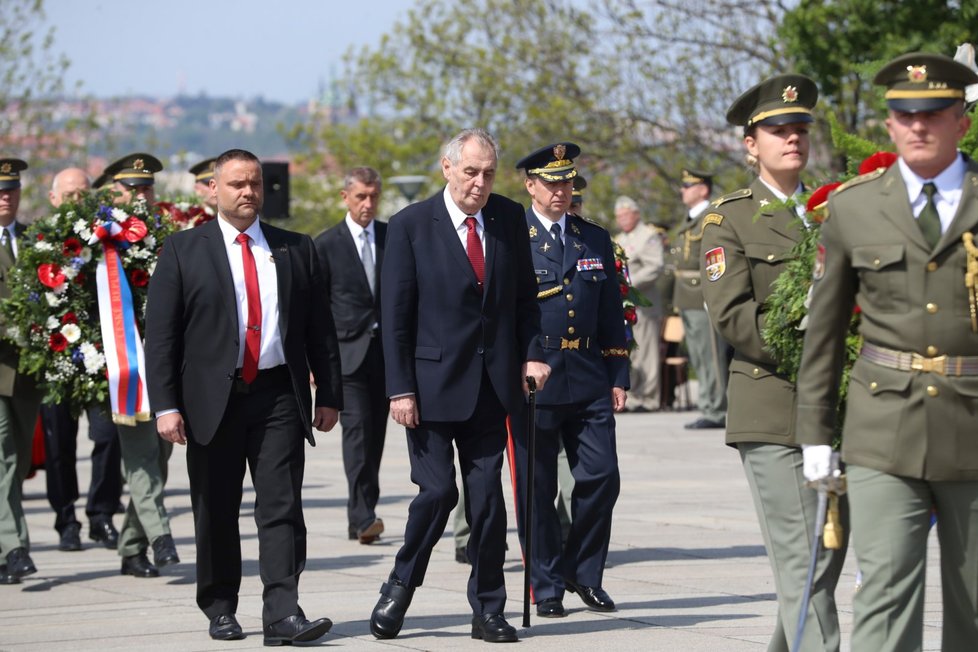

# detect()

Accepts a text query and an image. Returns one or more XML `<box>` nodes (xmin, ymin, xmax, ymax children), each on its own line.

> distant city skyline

<box><xmin>44</xmin><ymin>0</ymin><xmax>417</xmax><ymax>104</ymax></box>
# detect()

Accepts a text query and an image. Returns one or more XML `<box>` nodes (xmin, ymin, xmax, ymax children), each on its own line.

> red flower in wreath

<box><xmin>49</xmin><ymin>332</ymin><xmax>68</xmax><ymax>352</ymax></box>
<box><xmin>858</xmin><ymin>151</ymin><xmax>898</xmax><ymax>176</ymax></box>
<box><xmin>38</xmin><ymin>263</ymin><xmax>67</xmax><ymax>289</ymax></box>
<box><xmin>61</xmin><ymin>312</ymin><xmax>78</xmax><ymax>325</ymax></box>
<box><xmin>73</xmin><ymin>271</ymin><xmax>87</xmax><ymax>286</ymax></box>
<box><xmin>119</xmin><ymin>216</ymin><xmax>148</xmax><ymax>243</ymax></box>
<box><xmin>619</xmin><ymin>282</ymin><xmax>629</xmax><ymax>298</ymax></box>
<box><xmin>62</xmin><ymin>238</ymin><xmax>83</xmax><ymax>256</ymax></box>
<box><xmin>615</xmin><ymin>258</ymin><xmax>623</xmax><ymax>272</ymax></box>
<box><xmin>130</xmin><ymin>269</ymin><xmax>150</xmax><ymax>288</ymax></box>
<box><xmin>806</xmin><ymin>182</ymin><xmax>843</xmax><ymax>224</ymax></box>
<box><xmin>623</xmin><ymin>306</ymin><xmax>637</xmax><ymax>324</ymax></box>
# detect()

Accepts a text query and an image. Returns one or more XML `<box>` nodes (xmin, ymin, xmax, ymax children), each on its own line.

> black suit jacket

<box><xmin>382</xmin><ymin>191</ymin><xmax>543</xmax><ymax>421</ymax></box>
<box><xmin>314</xmin><ymin>219</ymin><xmax>386</xmax><ymax>375</ymax></box>
<box><xmin>144</xmin><ymin>218</ymin><xmax>342</xmax><ymax>446</ymax></box>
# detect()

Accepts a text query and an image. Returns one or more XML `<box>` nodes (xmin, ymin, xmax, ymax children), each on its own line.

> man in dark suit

<box><xmin>369</xmin><ymin>128</ymin><xmax>550</xmax><ymax>643</ymax></box>
<box><xmin>145</xmin><ymin>149</ymin><xmax>343</xmax><ymax>645</ymax></box>
<box><xmin>314</xmin><ymin>166</ymin><xmax>388</xmax><ymax>544</ymax></box>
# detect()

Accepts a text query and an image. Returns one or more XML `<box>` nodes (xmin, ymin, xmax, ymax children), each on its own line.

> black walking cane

<box><xmin>522</xmin><ymin>376</ymin><xmax>537</xmax><ymax>628</ymax></box>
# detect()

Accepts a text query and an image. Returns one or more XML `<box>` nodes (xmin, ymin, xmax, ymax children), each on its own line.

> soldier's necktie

<box><xmin>918</xmin><ymin>182</ymin><xmax>942</xmax><ymax>249</ymax></box>
<box><xmin>464</xmin><ymin>216</ymin><xmax>484</xmax><ymax>290</ymax></box>
<box><xmin>550</xmin><ymin>223</ymin><xmax>564</xmax><ymax>260</ymax></box>
<box><xmin>236</xmin><ymin>233</ymin><xmax>261</xmax><ymax>383</ymax></box>
<box><xmin>360</xmin><ymin>230</ymin><xmax>375</xmax><ymax>296</ymax></box>
<box><xmin>1</xmin><ymin>227</ymin><xmax>13</xmax><ymax>261</ymax></box>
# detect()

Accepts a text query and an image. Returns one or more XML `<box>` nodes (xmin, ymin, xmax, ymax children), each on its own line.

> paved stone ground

<box><xmin>0</xmin><ymin>398</ymin><xmax>944</xmax><ymax>650</ymax></box>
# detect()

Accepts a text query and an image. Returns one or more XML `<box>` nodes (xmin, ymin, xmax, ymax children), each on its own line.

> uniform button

<box><xmin>766</xmin><ymin>254</ymin><xmax>775</xmax><ymax>261</ymax></box>
<box><xmin>752</xmin><ymin>368</ymin><xmax>760</xmax><ymax>376</ymax></box>
<box><xmin>563</xmin><ymin>278</ymin><xmax>570</xmax><ymax>286</ymax></box>
<box><xmin>873</xmin><ymin>258</ymin><xmax>881</xmax><ymax>266</ymax></box>
<box><xmin>869</xmin><ymin>381</ymin><xmax>878</xmax><ymax>391</ymax></box>
<box><xmin>926</xmin><ymin>345</ymin><xmax>938</xmax><ymax>356</ymax></box>
<box><xmin>477</xmin><ymin>346</ymin><xmax>484</xmax><ymax>355</ymax></box>
<box><xmin>926</xmin><ymin>303</ymin><xmax>938</xmax><ymax>314</ymax></box>
<box><xmin>536</xmin><ymin>276</ymin><xmax>541</xmax><ymax>283</ymax></box>
<box><xmin>691</xmin><ymin>279</ymin><xmax>699</xmax><ymax>286</ymax></box>
<box><xmin>567</xmin><ymin>326</ymin><xmax>576</xmax><ymax>335</ymax></box>
<box><xmin>927</xmin><ymin>385</ymin><xmax>939</xmax><ymax>397</ymax></box>
<box><xmin>566</xmin><ymin>294</ymin><xmax>574</xmax><ymax>301</ymax></box>
<box><xmin>592</xmin><ymin>274</ymin><xmax>597</xmax><ymax>280</ymax></box>
<box><xmin>568</xmin><ymin>310</ymin><xmax>576</xmax><ymax>318</ymax></box>
<box><xmin>926</xmin><ymin>261</ymin><xmax>938</xmax><ymax>272</ymax></box>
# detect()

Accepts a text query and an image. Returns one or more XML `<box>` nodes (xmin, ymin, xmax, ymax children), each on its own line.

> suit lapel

<box><xmin>338</xmin><ymin>220</ymin><xmax>372</xmax><ymax>293</ymax></box>
<box><xmin>876</xmin><ymin>166</ymin><xmax>930</xmax><ymax>249</ymax></box>
<box><xmin>433</xmin><ymin>196</ymin><xmax>481</xmax><ymax>291</ymax></box>
<box><xmin>264</xmin><ymin>224</ymin><xmax>293</xmax><ymax>343</ymax></box>
<box><xmin>201</xmin><ymin>220</ymin><xmax>239</xmax><ymax>331</ymax></box>
<box><xmin>563</xmin><ymin>215</ymin><xmax>585</xmax><ymax>276</ymax></box>
<box><xmin>374</xmin><ymin>220</ymin><xmax>386</xmax><ymax>301</ymax></box>
<box><xmin>482</xmin><ymin>209</ymin><xmax>498</xmax><ymax>300</ymax></box>
<box><xmin>938</xmin><ymin>161</ymin><xmax>978</xmax><ymax>254</ymax></box>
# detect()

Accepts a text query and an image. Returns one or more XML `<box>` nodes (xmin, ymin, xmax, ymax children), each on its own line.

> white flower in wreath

<box><xmin>62</xmin><ymin>266</ymin><xmax>79</xmax><ymax>280</ymax></box>
<box><xmin>79</xmin><ymin>342</ymin><xmax>105</xmax><ymax>374</ymax></box>
<box><xmin>111</xmin><ymin>207</ymin><xmax>128</xmax><ymax>222</ymax></box>
<box><xmin>73</xmin><ymin>218</ymin><xmax>88</xmax><ymax>235</ymax></box>
<box><xmin>46</xmin><ymin>315</ymin><xmax>60</xmax><ymax>330</ymax></box>
<box><xmin>45</xmin><ymin>291</ymin><xmax>65</xmax><ymax>306</ymax></box>
<box><xmin>61</xmin><ymin>323</ymin><xmax>81</xmax><ymax>344</ymax></box>
<box><xmin>34</xmin><ymin>241</ymin><xmax>54</xmax><ymax>252</ymax></box>
<box><xmin>79</xmin><ymin>247</ymin><xmax>92</xmax><ymax>263</ymax></box>
<box><xmin>5</xmin><ymin>325</ymin><xmax>23</xmax><ymax>345</ymax></box>
<box><xmin>144</xmin><ymin>234</ymin><xmax>156</xmax><ymax>248</ymax></box>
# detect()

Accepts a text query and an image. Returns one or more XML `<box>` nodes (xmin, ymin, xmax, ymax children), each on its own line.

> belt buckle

<box><xmin>560</xmin><ymin>337</ymin><xmax>580</xmax><ymax>350</ymax></box>
<box><xmin>911</xmin><ymin>353</ymin><xmax>947</xmax><ymax>375</ymax></box>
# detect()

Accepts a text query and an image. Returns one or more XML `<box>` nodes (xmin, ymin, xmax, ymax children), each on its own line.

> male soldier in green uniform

<box><xmin>93</xmin><ymin>154</ymin><xmax>179</xmax><ymax>578</ymax></box>
<box><xmin>189</xmin><ymin>157</ymin><xmax>218</xmax><ymax>214</ymax></box>
<box><xmin>670</xmin><ymin>169</ymin><xmax>727</xmax><ymax>428</ymax></box>
<box><xmin>0</xmin><ymin>158</ymin><xmax>43</xmax><ymax>585</ymax></box>
<box><xmin>796</xmin><ymin>52</ymin><xmax>978</xmax><ymax>651</ymax></box>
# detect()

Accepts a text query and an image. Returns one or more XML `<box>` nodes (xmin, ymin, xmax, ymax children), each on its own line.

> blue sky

<box><xmin>45</xmin><ymin>0</ymin><xmax>418</xmax><ymax>103</ymax></box>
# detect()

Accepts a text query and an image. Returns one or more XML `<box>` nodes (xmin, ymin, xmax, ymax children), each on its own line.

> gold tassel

<box><xmin>823</xmin><ymin>492</ymin><xmax>843</xmax><ymax>550</ymax></box>
<box><xmin>963</xmin><ymin>233</ymin><xmax>978</xmax><ymax>333</ymax></box>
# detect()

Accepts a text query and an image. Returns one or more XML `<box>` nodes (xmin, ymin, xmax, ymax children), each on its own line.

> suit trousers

<box><xmin>42</xmin><ymin>402</ymin><xmax>122</xmax><ymax>531</ymax></box>
<box><xmin>847</xmin><ymin>465</ymin><xmax>978</xmax><ymax>652</ymax></box>
<box><xmin>681</xmin><ymin>309</ymin><xmax>727</xmax><ymax>422</ymax></box>
<box><xmin>340</xmin><ymin>336</ymin><xmax>388</xmax><ymax>533</ymax></box>
<box><xmin>739</xmin><ymin>443</ymin><xmax>847</xmax><ymax>652</ymax></box>
<box><xmin>0</xmin><ymin>391</ymin><xmax>41</xmax><ymax>556</ymax></box>
<box><xmin>393</xmin><ymin>371</ymin><xmax>509</xmax><ymax>615</ymax></box>
<box><xmin>627</xmin><ymin>306</ymin><xmax>661</xmax><ymax>410</ymax></box>
<box><xmin>186</xmin><ymin>370</ymin><xmax>307</xmax><ymax>626</ymax></box>
<box><xmin>510</xmin><ymin>393</ymin><xmax>620</xmax><ymax>601</ymax></box>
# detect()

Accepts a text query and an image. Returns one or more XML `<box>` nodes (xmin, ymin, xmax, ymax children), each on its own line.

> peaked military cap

<box><xmin>571</xmin><ymin>175</ymin><xmax>587</xmax><ymax>205</ymax></box>
<box><xmin>874</xmin><ymin>52</ymin><xmax>978</xmax><ymax>113</ymax></box>
<box><xmin>516</xmin><ymin>142</ymin><xmax>580</xmax><ymax>182</ymax></box>
<box><xmin>0</xmin><ymin>158</ymin><xmax>28</xmax><ymax>190</ymax></box>
<box><xmin>100</xmin><ymin>153</ymin><xmax>163</xmax><ymax>188</ymax></box>
<box><xmin>726</xmin><ymin>74</ymin><xmax>818</xmax><ymax>130</ymax></box>
<box><xmin>189</xmin><ymin>157</ymin><xmax>217</xmax><ymax>183</ymax></box>
<box><xmin>681</xmin><ymin>168</ymin><xmax>713</xmax><ymax>187</ymax></box>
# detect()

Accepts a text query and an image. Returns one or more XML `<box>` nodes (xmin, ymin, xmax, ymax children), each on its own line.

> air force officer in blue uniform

<box><xmin>510</xmin><ymin>143</ymin><xmax>629</xmax><ymax>618</ymax></box>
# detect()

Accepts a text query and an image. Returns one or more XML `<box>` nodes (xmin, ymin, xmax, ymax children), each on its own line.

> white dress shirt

<box><xmin>898</xmin><ymin>153</ymin><xmax>966</xmax><ymax>235</ymax></box>
<box><xmin>688</xmin><ymin>199</ymin><xmax>710</xmax><ymax>221</ymax></box>
<box><xmin>443</xmin><ymin>187</ymin><xmax>486</xmax><ymax>256</ymax></box>
<box><xmin>531</xmin><ymin>206</ymin><xmax>566</xmax><ymax>245</ymax></box>
<box><xmin>345</xmin><ymin>213</ymin><xmax>376</xmax><ymax>261</ymax></box>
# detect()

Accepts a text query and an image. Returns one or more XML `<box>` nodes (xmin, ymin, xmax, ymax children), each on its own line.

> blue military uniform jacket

<box><xmin>527</xmin><ymin>209</ymin><xmax>630</xmax><ymax>405</ymax></box>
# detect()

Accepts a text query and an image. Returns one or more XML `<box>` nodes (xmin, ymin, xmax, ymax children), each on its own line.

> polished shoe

<box><xmin>209</xmin><ymin>614</ymin><xmax>244</xmax><ymax>641</ymax></box>
<box><xmin>455</xmin><ymin>546</ymin><xmax>470</xmax><ymax>564</ymax></box>
<box><xmin>121</xmin><ymin>551</ymin><xmax>159</xmax><ymax>578</ymax></box>
<box><xmin>357</xmin><ymin>518</ymin><xmax>384</xmax><ymax>544</ymax></box>
<box><xmin>564</xmin><ymin>578</ymin><xmax>616</xmax><ymax>611</ymax></box>
<box><xmin>370</xmin><ymin>573</ymin><xmax>414</xmax><ymax>639</ymax></box>
<box><xmin>58</xmin><ymin>522</ymin><xmax>83</xmax><ymax>552</ymax></box>
<box><xmin>684</xmin><ymin>417</ymin><xmax>726</xmax><ymax>430</ymax></box>
<box><xmin>89</xmin><ymin>518</ymin><xmax>119</xmax><ymax>549</ymax></box>
<box><xmin>151</xmin><ymin>534</ymin><xmax>180</xmax><ymax>567</ymax></box>
<box><xmin>471</xmin><ymin>613</ymin><xmax>518</xmax><ymax>642</ymax></box>
<box><xmin>347</xmin><ymin>526</ymin><xmax>358</xmax><ymax>540</ymax></box>
<box><xmin>535</xmin><ymin>597</ymin><xmax>566</xmax><ymax>618</ymax></box>
<box><xmin>0</xmin><ymin>564</ymin><xmax>21</xmax><ymax>585</ymax></box>
<box><xmin>5</xmin><ymin>547</ymin><xmax>36</xmax><ymax>579</ymax></box>
<box><xmin>263</xmin><ymin>614</ymin><xmax>332</xmax><ymax>646</ymax></box>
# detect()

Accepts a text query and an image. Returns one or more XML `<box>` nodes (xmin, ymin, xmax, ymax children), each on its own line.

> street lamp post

<box><xmin>388</xmin><ymin>175</ymin><xmax>428</xmax><ymax>205</ymax></box>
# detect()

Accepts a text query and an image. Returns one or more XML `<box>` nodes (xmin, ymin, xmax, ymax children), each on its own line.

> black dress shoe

<box><xmin>0</xmin><ymin>564</ymin><xmax>21</xmax><ymax>585</ymax></box>
<box><xmin>564</xmin><ymin>578</ymin><xmax>616</xmax><ymax>611</ymax></box>
<box><xmin>471</xmin><ymin>613</ymin><xmax>518</xmax><ymax>642</ymax></box>
<box><xmin>151</xmin><ymin>534</ymin><xmax>180</xmax><ymax>567</ymax></box>
<box><xmin>89</xmin><ymin>518</ymin><xmax>119</xmax><ymax>549</ymax></box>
<box><xmin>684</xmin><ymin>417</ymin><xmax>726</xmax><ymax>430</ymax></box>
<box><xmin>209</xmin><ymin>614</ymin><xmax>244</xmax><ymax>641</ymax></box>
<box><xmin>347</xmin><ymin>526</ymin><xmax>357</xmax><ymax>540</ymax></box>
<box><xmin>58</xmin><ymin>522</ymin><xmax>83</xmax><ymax>552</ymax></box>
<box><xmin>535</xmin><ymin>597</ymin><xmax>566</xmax><ymax>618</ymax></box>
<box><xmin>455</xmin><ymin>547</ymin><xmax>470</xmax><ymax>564</ymax></box>
<box><xmin>263</xmin><ymin>614</ymin><xmax>332</xmax><ymax>646</ymax></box>
<box><xmin>5</xmin><ymin>547</ymin><xmax>36</xmax><ymax>579</ymax></box>
<box><xmin>121</xmin><ymin>551</ymin><xmax>159</xmax><ymax>578</ymax></box>
<box><xmin>370</xmin><ymin>573</ymin><xmax>414</xmax><ymax>639</ymax></box>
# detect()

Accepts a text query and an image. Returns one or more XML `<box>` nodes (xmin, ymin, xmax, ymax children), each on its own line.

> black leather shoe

<box><xmin>535</xmin><ymin>597</ymin><xmax>566</xmax><ymax>618</ymax></box>
<box><xmin>455</xmin><ymin>547</ymin><xmax>470</xmax><ymax>564</ymax></box>
<box><xmin>151</xmin><ymin>534</ymin><xmax>180</xmax><ymax>567</ymax></box>
<box><xmin>209</xmin><ymin>614</ymin><xmax>244</xmax><ymax>641</ymax></box>
<box><xmin>348</xmin><ymin>526</ymin><xmax>357</xmax><ymax>540</ymax></box>
<box><xmin>263</xmin><ymin>614</ymin><xmax>332</xmax><ymax>646</ymax></box>
<box><xmin>0</xmin><ymin>564</ymin><xmax>21</xmax><ymax>585</ymax></box>
<box><xmin>564</xmin><ymin>578</ymin><xmax>616</xmax><ymax>611</ymax></box>
<box><xmin>121</xmin><ymin>551</ymin><xmax>159</xmax><ymax>578</ymax></box>
<box><xmin>684</xmin><ymin>417</ymin><xmax>726</xmax><ymax>430</ymax></box>
<box><xmin>58</xmin><ymin>522</ymin><xmax>83</xmax><ymax>552</ymax></box>
<box><xmin>471</xmin><ymin>614</ymin><xmax>518</xmax><ymax>642</ymax></box>
<box><xmin>5</xmin><ymin>547</ymin><xmax>36</xmax><ymax>579</ymax></box>
<box><xmin>370</xmin><ymin>574</ymin><xmax>414</xmax><ymax>639</ymax></box>
<box><xmin>89</xmin><ymin>518</ymin><xmax>119</xmax><ymax>549</ymax></box>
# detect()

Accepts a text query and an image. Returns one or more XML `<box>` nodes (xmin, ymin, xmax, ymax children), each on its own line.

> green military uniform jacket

<box><xmin>700</xmin><ymin>178</ymin><xmax>804</xmax><ymax>446</ymax></box>
<box><xmin>796</xmin><ymin>158</ymin><xmax>978</xmax><ymax>481</ymax></box>
<box><xmin>0</xmin><ymin>222</ymin><xmax>28</xmax><ymax>397</ymax></box>
<box><xmin>670</xmin><ymin>207</ymin><xmax>708</xmax><ymax>311</ymax></box>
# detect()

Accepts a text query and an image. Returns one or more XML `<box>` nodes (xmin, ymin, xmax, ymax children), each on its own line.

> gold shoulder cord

<box><xmin>963</xmin><ymin>232</ymin><xmax>978</xmax><ymax>332</ymax></box>
<box><xmin>684</xmin><ymin>213</ymin><xmax>724</xmax><ymax>261</ymax></box>
<box><xmin>537</xmin><ymin>286</ymin><xmax>564</xmax><ymax>300</ymax></box>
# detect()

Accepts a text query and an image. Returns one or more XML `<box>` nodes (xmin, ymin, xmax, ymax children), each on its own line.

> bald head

<box><xmin>50</xmin><ymin>168</ymin><xmax>91</xmax><ymax>207</ymax></box>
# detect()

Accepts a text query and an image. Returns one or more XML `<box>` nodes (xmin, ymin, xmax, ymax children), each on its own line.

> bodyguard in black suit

<box><xmin>511</xmin><ymin>144</ymin><xmax>629</xmax><ymax>618</ymax></box>
<box><xmin>146</xmin><ymin>149</ymin><xmax>342</xmax><ymax>645</ymax></box>
<box><xmin>369</xmin><ymin>129</ymin><xmax>550</xmax><ymax>643</ymax></box>
<box><xmin>314</xmin><ymin>167</ymin><xmax>388</xmax><ymax>544</ymax></box>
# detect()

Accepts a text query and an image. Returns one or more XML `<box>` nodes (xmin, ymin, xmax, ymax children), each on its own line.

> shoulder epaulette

<box><xmin>834</xmin><ymin>167</ymin><xmax>886</xmax><ymax>194</ymax></box>
<box><xmin>577</xmin><ymin>214</ymin><xmax>608</xmax><ymax>231</ymax></box>
<box><xmin>710</xmin><ymin>188</ymin><xmax>751</xmax><ymax>208</ymax></box>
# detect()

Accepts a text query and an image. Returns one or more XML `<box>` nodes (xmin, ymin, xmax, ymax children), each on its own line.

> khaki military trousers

<box><xmin>0</xmin><ymin>392</ymin><xmax>41</xmax><ymax>556</ymax></box>
<box><xmin>848</xmin><ymin>465</ymin><xmax>978</xmax><ymax>652</ymax></box>
<box><xmin>114</xmin><ymin>417</ymin><xmax>173</xmax><ymax>557</ymax></box>
<box><xmin>681</xmin><ymin>308</ymin><xmax>727</xmax><ymax>422</ymax></box>
<box><xmin>627</xmin><ymin>306</ymin><xmax>661</xmax><ymax>410</ymax></box>
<box><xmin>739</xmin><ymin>443</ymin><xmax>847</xmax><ymax>652</ymax></box>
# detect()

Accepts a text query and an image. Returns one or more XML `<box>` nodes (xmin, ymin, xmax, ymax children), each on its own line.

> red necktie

<box><xmin>236</xmin><ymin>232</ymin><xmax>261</xmax><ymax>383</ymax></box>
<box><xmin>465</xmin><ymin>216</ymin><xmax>484</xmax><ymax>290</ymax></box>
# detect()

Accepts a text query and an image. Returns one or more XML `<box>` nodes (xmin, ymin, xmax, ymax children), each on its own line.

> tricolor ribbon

<box><xmin>88</xmin><ymin>218</ymin><xmax>151</xmax><ymax>425</ymax></box>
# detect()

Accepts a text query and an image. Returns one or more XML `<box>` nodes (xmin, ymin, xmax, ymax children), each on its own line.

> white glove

<box><xmin>802</xmin><ymin>444</ymin><xmax>834</xmax><ymax>482</ymax></box>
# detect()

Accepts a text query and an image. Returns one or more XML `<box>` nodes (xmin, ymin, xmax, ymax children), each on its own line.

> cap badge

<box><xmin>0</xmin><ymin>163</ymin><xmax>10</xmax><ymax>174</ymax></box>
<box><xmin>781</xmin><ymin>86</ymin><xmax>799</xmax><ymax>103</ymax></box>
<box><xmin>907</xmin><ymin>65</ymin><xmax>927</xmax><ymax>83</ymax></box>
<box><xmin>553</xmin><ymin>144</ymin><xmax>566</xmax><ymax>160</ymax></box>
<box><xmin>132</xmin><ymin>158</ymin><xmax>145</xmax><ymax>171</ymax></box>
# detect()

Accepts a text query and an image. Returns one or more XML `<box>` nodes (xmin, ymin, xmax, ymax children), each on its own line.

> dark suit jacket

<box><xmin>381</xmin><ymin>191</ymin><xmax>543</xmax><ymax>422</ymax></box>
<box><xmin>144</xmin><ymin>218</ymin><xmax>342</xmax><ymax>446</ymax></box>
<box><xmin>314</xmin><ymin>219</ymin><xmax>386</xmax><ymax>375</ymax></box>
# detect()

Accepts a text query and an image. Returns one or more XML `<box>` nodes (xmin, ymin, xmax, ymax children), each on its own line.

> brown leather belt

<box><xmin>540</xmin><ymin>336</ymin><xmax>592</xmax><ymax>351</ymax></box>
<box><xmin>860</xmin><ymin>342</ymin><xmax>978</xmax><ymax>376</ymax></box>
